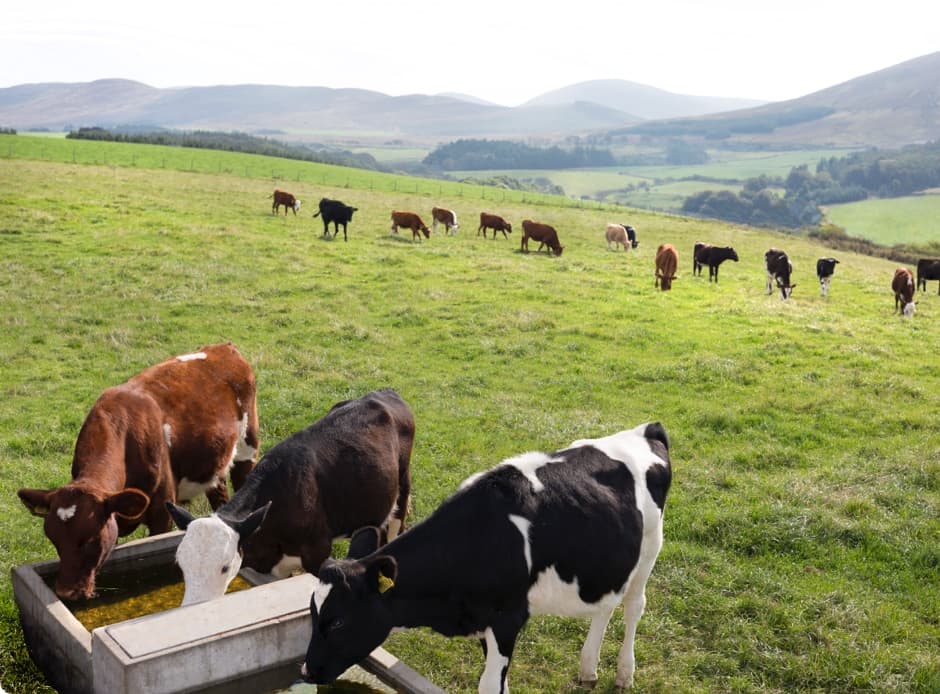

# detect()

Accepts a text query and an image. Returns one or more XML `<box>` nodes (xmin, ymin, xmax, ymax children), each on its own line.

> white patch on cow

<box><xmin>903</xmin><ymin>301</ymin><xmax>916</xmax><ymax>317</ymax></box>
<box><xmin>270</xmin><ymin>554</ymin><xmax>303</xmax><ymax>579</ymax></box>
<box><xmin>385</xmin><ymin>502</ymin><xmax>402</xmax><ymax>541</ymax></box>
<box><xmin>177</xmin><ymin>475</ymin><xmax>219</xmax><ymax>502</ymax></box>
<box><xmin>527</xmin><ymin>565</ymin><xmax>625</xmax><ymax>618</ymax></box>
<box><xmin>508</xmin><ymin>514</ymin><xmax>533</xmax><ymax>572</ymax></box>
<box><xmin>232</xmin><ymin>412</ymin><xmax>256</xmax><ymax>462</ymax></box>
<box><xmin>176</xmin><ymin>515</ymin><xmax>241</xmax><ymax>605</ymax></box>
<box><xmin>501</xmin><ymin>451</ymin><xmax>561</xmax><ymax>492</ymax></box>
<box><xmin>820</xmin><ymin>276</ymin><xmax>831</xmax><ymax>297</ymax></box>
<box><xmin>163</xmin><ymin>423</ymin><xmax>173</xmax><ymax>448</ymax></box>
<box><xmin>312</xmin><ymin>577</ymin><xmax>333</xmax><ymax>615</ymax></box>
<box><xmin>480</xmin><ymin>627</ymin><xmax>510</xmax><ymax>694</ymax></box>
<box><xmin>176</xmin><ymin>351</ymin><xmax>207</xmax><ymax>362</ymax></box>
<box><xmin>458</xmin><ymin>470</ymin><xmax>486</xmax><ymax>490</ymax></box>
<box><xmin>56</xmin><ymin>504</ymin><xmax>77</xmax><ymax>522</ymax></box>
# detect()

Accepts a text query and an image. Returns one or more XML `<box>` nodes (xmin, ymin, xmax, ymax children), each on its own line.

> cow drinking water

<box><xmin>301</xmin><ymin>422</ymin><xmax>672</xmax><ymax>694</ymax></box>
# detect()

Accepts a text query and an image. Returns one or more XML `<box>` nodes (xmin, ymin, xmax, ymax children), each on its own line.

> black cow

<box><xmin>693</xmin><ymin>243</ymin><xmax>739</xmax><ymax>282</ymax></box>
<box><xmin>301</xmin><ymin>422</ymin><xmax>672</xmax><ymax>693</ymax></box>
<box><xmin>916</xmin><ymin>258</ymin><xmax>940</xmax><ymax>294</ymax></box>
<box><xmin>313</xmin><ymin>198</ymin><xmax>358</xmax><ymax>241</ymax></box>
<box><xmin>816</xmin><ymin>257</ymin><xmax>840</xmax><ymax>297</ymax></box>
<box><xmin>765</xmin><ymin>248</ymin><xmax>795</xmax><ymax>299</ymax></box>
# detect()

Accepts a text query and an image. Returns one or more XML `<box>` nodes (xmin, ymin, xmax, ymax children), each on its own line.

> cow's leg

<box><xmin>616</xmin><ymin>569</ymin><xmax>654</xmax><ymax>690</ymax></box>
<box><xmin>143</xmin><ymin>494</ymin><xmax>173</xmax><ymax>535</ymax></box>
<box><xmin>299</xmin><ymin>534</ymin><xmax>333</xmax><ymax>576</ymax></box>
<box><xmin>389</xmin><ymin>468</ymin><xmax>412</xmax><ymax>540</ymax></box>
<box><xmin>478</xmin><ymin>611</ymin><xmax>526</xmax><ymax>694</ymax></box>
<box><xmin>205</xmin><ymin>477</ymin><xmax>230</xmax><ymax>509</ymax></box>
<box><xmin>579</xmin><ymin>609</ymin><xmax>615</xmax><ymax>687</ymax></box>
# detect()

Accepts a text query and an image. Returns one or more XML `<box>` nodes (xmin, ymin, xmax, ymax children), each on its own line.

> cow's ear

<box><xmin>166</xmin><ymin>500</ymin><xmax>197</xmax><ymax>530</ymax></box>
<box><xmin>365</xmin><ymin>555</ymin><xmax>398</xmax><ymax>595</ymax></box>
<box><xmin>18</xmin><ymin>488</ymin><xmax>54</xmax><ymax>517</ymax></box>
<box><xmin>108</xmin><ymin>488</ymin><xmax>150</xmax><ymax>520</ymax></box>
<box><xmin>348</xmin><ymin>526</ymin><xmax>381</xmax><ymax>560</ymax></box>
<box><xmin>230</xmin><ymin>501</ymin><xmax>270</xmax><ymax>548</ymax></box>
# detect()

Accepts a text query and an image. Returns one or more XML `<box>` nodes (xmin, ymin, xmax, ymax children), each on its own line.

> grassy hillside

<box><xmin>824</xmin><ymin>193</ymin><xmax>940</xmax><ymax>246</ymax></box>
<box><xmin>1</xmin><ymin>142</ymin><xmax>938</xmax><ymax>693</ymax></box>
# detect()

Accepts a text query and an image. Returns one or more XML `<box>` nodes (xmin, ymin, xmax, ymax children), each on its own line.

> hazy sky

<box><xmin>3</xmin><ymin>1</ymin><xmax>937</xmax><ymax>106</ymax></box>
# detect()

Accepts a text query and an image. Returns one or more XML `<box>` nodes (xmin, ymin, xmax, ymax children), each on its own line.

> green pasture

<box><xmin>825</xmin><ymin>193</ymin><xmax>940</xmax><ymax>245</ymax></box>
<box><xmin>1</xmin><ymin>142</ymin><xmax>939</xmax><ymax>694</ymax></box>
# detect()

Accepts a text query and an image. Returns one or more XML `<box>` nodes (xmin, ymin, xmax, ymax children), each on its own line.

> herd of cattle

<box><xmin>274</xmin><ymin>188</ymin><xmax>937</xmax><ymax>318</ymax></box>
<box><xmin>17</xmin><ymin>343</ymin><xmax>672</xmax><ymax>692</ymax></box>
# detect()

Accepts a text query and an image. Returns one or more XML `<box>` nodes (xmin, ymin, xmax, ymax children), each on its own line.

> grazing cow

<box><xmin>313</xmin><ymin>198</ymin><xmax>358</xmax><ymax>241</ymax></box>
<box><xmin>693</xmin><ymin>243</ymin><xmax>739</xmax><ymax>283</ymax></box>
<box><xmin>166</xmin><ymin>389</ymin><xmax>414</xmax><ymax>606</ymax></box>
<box><xmin>271</xmin><ymin>189</ymin><xmax>301</xmax><ymax>216</ymax></box>
<box><xmin>765</xmin><ymin>248</ymin><xmax>796</xmax><ymax>299</ymax></box>
<box><xmin>431</xmin><ymin>207</ymin><xmax>459</xmax><ymax>236</ymax></box>
<box><xmin>655</xmin><ymin>244</ymin><xmax>679</xmax><ymax>290</ymax></box>
<box><xmin>892</xmin><ymin>267</ymin><xmax>916</xmax><ymax>317</ymax></box>
<box><xmin>816</xmin><ymin>257</ymin><xmax>840</xmax><ymax>297</ymax></box>
<box><xmin>521</xmin><ymin>219</ymin><xmax>564</xmax><ymax>256</ymax></box>
<box><xmin>478</xmin><ymin>212</ymin><xmax>513</xmax><ymax>239</ymax></box>
<box><xmin>18</xmin><ymin>343</ymin><xmax>260</xmax><ymax>600</ymax></box>
<box><xmin>390</xmin><ymin>211</ymin><xmax>431</xmax><ymax>240</ymax></box>
<box><xmin>301</xmin><ymin>422</ymin><xmax>672</xmax><ymax>694</ymax></box>
<box><xmin>604</xmin><ymin>223</ymin><xmax>632</xmax><ymax>252</ymax></box>
<box><xmin>916</xmin><ymin>258</ymin><xmax>940</xmax><ymax>294</ymax></box>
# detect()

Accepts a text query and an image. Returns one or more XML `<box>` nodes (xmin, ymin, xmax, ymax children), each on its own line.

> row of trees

<box><xmin>424</xmin><ymin>139</ymin><xmax>615</xmax><ymax>170</ymax></box>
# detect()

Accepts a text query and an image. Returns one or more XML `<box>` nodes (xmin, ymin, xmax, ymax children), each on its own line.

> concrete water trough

<box><xmin>12</xmin><ymin>531</ymin><xmax>443</xmax><ymax>694</ymax></box>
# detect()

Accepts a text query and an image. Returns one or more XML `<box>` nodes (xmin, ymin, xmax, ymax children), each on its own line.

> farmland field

<box><xmin>824</xmin><ymin>193</ymin><xmax>940</xmax><ymax>245</ymax></box>
<box><xmin>1</xmin><ymin>138</ymin><xmax>938</xmax><ymax>694</ymax></box>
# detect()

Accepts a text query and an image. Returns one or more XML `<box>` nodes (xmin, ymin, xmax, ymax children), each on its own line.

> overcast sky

<box><xmin>2</xmin><ymin>1</ymin><xmax>937</xmax><ymax>106</ymax></box>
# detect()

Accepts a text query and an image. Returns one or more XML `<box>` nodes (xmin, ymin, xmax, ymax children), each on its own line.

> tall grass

<box><xmin>1</xmin><ymin>143</ymin><xmax>938</xmax><ymax>693</ymax></box>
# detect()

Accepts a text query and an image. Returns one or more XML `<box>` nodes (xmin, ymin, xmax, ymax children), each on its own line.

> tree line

<box><xmin>424</xmin><ymin>139</ymin><xmax>616</xmax><ymax>170</ymax></box>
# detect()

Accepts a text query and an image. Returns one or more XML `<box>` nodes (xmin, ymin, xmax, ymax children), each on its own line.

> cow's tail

<box><xmin>312</xmin><ymin>211</ymin><xmax>321</xmax><ymax>218</ymax></box>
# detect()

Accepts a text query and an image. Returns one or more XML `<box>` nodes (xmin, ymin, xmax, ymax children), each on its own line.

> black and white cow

<box><xmin>313</xmin><ymin>198</ymin><xmax>358</xmax><ymax>241</ymax></box>
<box><xmin>301</xmin><ymin>422</ymin><xmax>672</xmax><ymax>693</ymax></box>
<box><xmin>765</xmin><ymin>248</ymin><xmax>796</xmax><ymax>299</ymax></box>
<box><xmin>916</xmin><ymin>258</ymin><xmax>940</xmax><ymax>294</ymax></box>
<box><xmin>816</xmin><ymin>257</ymin><xmax>839</xmax><ymax>297</ymax></box>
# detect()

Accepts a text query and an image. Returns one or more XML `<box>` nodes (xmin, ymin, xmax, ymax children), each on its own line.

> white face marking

<box><xmin>508</xmin><ymin>514</ymin><xmax>532</xmax><ymax>572</ymax></box>
<box><xmin>163</xmin><ymin>423</ymin><xmax>173</xmax><ymax>448</ymax></box>
<box><xmin>176</xmin><ymin>351</ymin><xmax>208</xmax><ymax>362</ymax></box>
<box><xmin>270</xmin><ymin>554</ymin><xmax>303</xmax><ymax>579</ymax></box>
<box><xmin>903</xmin><ymin>301</ymin><xmax>915</xmax><ymax>317</ymax></box>
<box><xmin>177</xmin><ymin>475</ymin><xmax>219</xmax><ymax>502</ymax></box>
<box><xmin>57</xmin><ymin>504</ymin><xmax>77</xmax><ymax>522</ymax></box>
<box><xmin>176</xmin><ymin>516</ymin><xmax>241</xmax><ymax>605</ymax></box>
<box><xmin>313</xmin><ymin>578</ymin><xmax>333</xmax><ymax>615</ymax></box>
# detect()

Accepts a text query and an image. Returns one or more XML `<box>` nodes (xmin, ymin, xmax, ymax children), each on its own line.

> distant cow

<box><xmin>431</xmin><ymin>207</ymin><xmax>459</xmax><ymax>236</ymax></box>
<box><xmin>655</xmin><ymin>244</ymin><xmax>679</xmax><ymax>290</ymax></box>
<box><xmin>816</xmin><ymin>257</ymin><xmax>840</xmax><ymax>297</ymax></box>
<box><xmin>18</xmin><ymin>343</ymin><xmax>260</xmax><ymax>600</ymax></box>
<box><xmin>521</xmin><ymin>219</ymin><xmax>564</xmax><ymax>256</ymax></box>
<box><xmin>605</xmin><ymin>223</ymin><xmax>633</xmax><ymax>252</ymax></box>
<box><xmin>478</xmin><ymin>212</ymin><xmax>513</xmax><ymax>239</ymax></box>
<box><xmin>916</xmin><ymin>258</ymin><xmax>940</xmax><ymax>294</ymax></box>
<box><xmin>301</xmin><ymin>422</ymin><xmax>672</xmax><ymax>693</ymax></box>
<box><xmin>167</xmin><ymin>389</ymin><xmax>414</xmax><ymax>606</ymax></box>
<box><xmin>271</xmin><ymin>189</ymin><xmax>301</xmax><ymax>215</ymax></box>
<box><xmin>765</xmin><ymin>248</ymin><xmax>795</xmax><ymax>299</ymax></box>
<box><xmin>693</xmin><ymin>243</ymin><xmax>739</xmax><ymax>282</ymax></box>
<box><xmin>892</xmin><ymin>267</ymin><xmax>916</xmax><ymax>317</ymax></box>
<box><xmin>390</xmin><ymin>211</ymin><xmax>430</xmax><ymax>240</ymax></box>
<box><xmin>313</xmin><ymin>198</ymin><xmax>357</xmax><ymax>241</ymax></box>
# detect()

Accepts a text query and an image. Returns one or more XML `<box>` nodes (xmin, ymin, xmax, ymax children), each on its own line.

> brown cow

<box><xmin>17</xmin><ymin>343</ymin><xmax>260</xmax><ymax>600</ymax></box>
<box><xmin>892</xmin><ymin>267</ymin><xmax>916</xmax><ymax>317</ymax></box>
<box><xmin>478</xmin><ymin>212</ymin><xmax>513</xmax><ymax>239</ymax></box>
<box><xmin>521</xmin><ymin>219</ymin><xmax>564</xmax><ymax>256</ymax></box>
<box><xmin>390</xmin><ymin>211</ymin><xmax>430</xmax><ymax>240</ymax></box>
<box><xmin>271</xmin><ymin>189</ymin><xmax>301</xmax><ymax>215</ymax></box>
<box><xmin>431</xmin><ymin>207</ymin><xmax>459</xmax><ymax>236</ymax></box>
<box><xmin>655</xmin><ymin>244</ymin><xmax>679</xmax><ymax>291</ymax></box>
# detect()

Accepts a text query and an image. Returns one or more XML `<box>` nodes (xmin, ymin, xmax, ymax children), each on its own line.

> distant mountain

<box><xmin>523</xmin><ymin>79</ymin><xmax>765</xmax><ymax>119</ymax></box>
<box><xmin>612</xmin><ymin>51</ymin><xmax>940</xmax><ymax>148</ymax></box>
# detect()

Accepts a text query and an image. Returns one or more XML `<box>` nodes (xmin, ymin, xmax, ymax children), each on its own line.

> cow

<box><xmin>17</xmin><ymin>343</ymin><xmax>260</xmax><ymax>601</ymax></box>
<box><xmin>300</xmin><ymin>422</ymin><xmax>672</xmax><ymax>694</ymax></box>
<box><xmin>765</xmin><ymin>248</ymin><xmax>796</xmax><ymax>299</ymax></box>
<box><xmin>313</xmin><ymin>198</ymin><xmax>357</xmax><ymax>241</ymax></box>
<box><xmin>916</xmin><ymin>258</ymin><xmax>940</xmax><ymax>294</ymax></box>
<box><xmin>478</xmin><ymin>212</ymin><xmax>513</xmax><ymax>239</ymax></box>
<box><xmin>271</xmin><ymin>189</ymin><xmax>301</xmax><ymax>215</ymax></box>
<box><xmin>431</xmin><ymin>207</ymin><xmax>459</xmax><ymax>236</ymax></box>
<box><xmin>892</xmin><ymin>267</ymin><xmax>916</xmax><ymax>317</ymax></box>
<box><xmin>521</xmin><ymin>219</ymin><xmax>564</xmax><ymax>256</ymax></box>
<box><xmin>605</xmin><ymin>223</ymin><xmax>632</xmax><ymax>252</ymax></box>
<box><xmin>390</xmin><ymin>211</ymin><xmax>430</xmax><ymax>240</ymax></box>
<box><xmin>166</xmin><ymin>388</ymin><xmax>414</xmax><ymax>606</ymax></box>
<box><xmin>655</xmin><ymin>243</ymin><xmax>679</xmax><ymax>290</ymax></box>
<box><xmin>693</xmin><ymin>243</ymin><xmax>739</xmax><ymax>283</ymax></box>
<box><xmin>816</xmin><ymin>257</ymin><xmax>840</xmax><ymax>298</ymax></box>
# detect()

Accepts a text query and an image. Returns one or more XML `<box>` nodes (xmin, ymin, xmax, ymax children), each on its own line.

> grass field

<box><xmin>1</xmin><ymin>139</ymin><xmax>938</xmax><ymax>694</ymax></box>
<box><xmin>824</xmin><ymin>193</ymin><xmax>940</xmax><ymax>245</ymax></box>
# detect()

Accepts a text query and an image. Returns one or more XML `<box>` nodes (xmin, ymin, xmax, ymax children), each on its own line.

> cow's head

<box><xmin>728</xmin><ymin>247</ymin><xmax>739</xmax><ymax>262</ymax></box>
<box><xmin>624</xmin><ymin>225</ymin><xmax>638</xmax><ymax>248</ymax></box>
<box><xmin>302</xmin><ymin>527</ymin><xmax>396</xmax><ymax>684</ymax></box>
<box><xmin>902</xmin><ymin>299</ymin><xmax>916</xmax><ymax>317</ymax></box>
<box><xmin>775</xmin><ymin>280</ymin><xmax>796</xmax><ymax>299</ymax></box>
<box><xmin>293</xmin><ymin>199</ymin><xmax>302</xmax><ymax>213</ymax></box>
<box><xmin>166</xmin><ymin>501</ymin><xmax>269</xmax><ymax>605</ymax></box>
<box><xmin>658</xmin><ymin>273</ymin><xmax>677</xmax><ymax>291</ymax></box>
<box><xmin>421</xmin><ymin>226</ymin><xmax>430</xmax><ymax>238</ymax></box>
<box><xmin>554</xmin><ymin>245</ymin><xmax>564</xmax><ymax>257</ymax></box>
<box><xmin>18</xmin><ymin>484</ymin><xmax>150</xmax><ymax>600</ymax></box>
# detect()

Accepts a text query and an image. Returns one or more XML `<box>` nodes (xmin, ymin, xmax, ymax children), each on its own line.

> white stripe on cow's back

<box><xmin>499</xmin><ymin>451</ymin><xmax>562</xmax><ymax>492</ymax></box>
<box><xmin>508</xmin><ymin>514</ymin><xmax>533</xmax><ymax>572</ymax></box>
<box><xmin>176</xmin><ymin>351</ymin><xmax>207</xmax><ymax>362</ymax></box>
